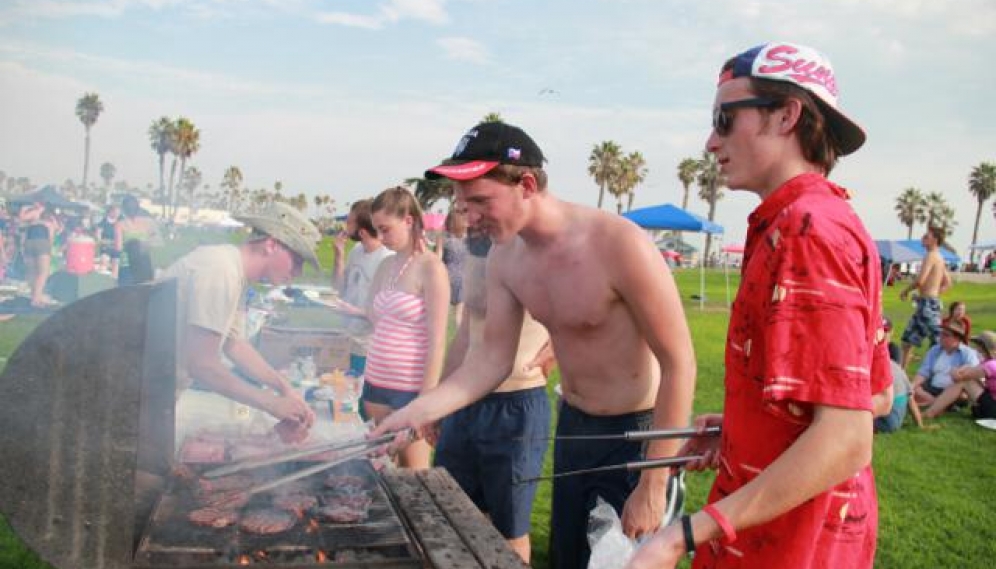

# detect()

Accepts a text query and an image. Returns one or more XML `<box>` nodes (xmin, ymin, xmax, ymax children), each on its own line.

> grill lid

<box><xmin>0</xmin><ymin>281</ymin><xmax>177</xmax><ymax>569</ymax></box>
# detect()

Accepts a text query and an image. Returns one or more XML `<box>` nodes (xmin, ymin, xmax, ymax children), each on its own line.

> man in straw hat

<box><xmin>162</xmin><ymin>202</ymin><xmax>321</xmax><ymax>437</ymax></box>
<box><xmin>626</xmin><ymin>42</ymin><xmax>891</xmax><ymax>568</ymax></box>
<box><xmin>374</xmin><ymin>121</ymin><xmax>697</xmax><ymax>569</ymax></box>
<box><xmin>912</xmin><ymin>320</ymin><xmax>979</xmax><ymax>416</ymax></box>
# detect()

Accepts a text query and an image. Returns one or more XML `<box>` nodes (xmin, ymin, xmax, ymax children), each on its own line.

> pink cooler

<box><xmin>66</xmin><ymin>235</ymin><xmax>96</xmax><ymax>275</ymax></box>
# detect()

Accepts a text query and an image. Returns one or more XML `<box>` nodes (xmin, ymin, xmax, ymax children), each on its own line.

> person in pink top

<box><xmin>361</xmin><ymin>186</ymin><xmax>449</xmax><ymax>469</ymax></box>
<box><xmin>626</xmin><ymin>42</ymin><xmax>889</xmax><ymax>569</ymax></box>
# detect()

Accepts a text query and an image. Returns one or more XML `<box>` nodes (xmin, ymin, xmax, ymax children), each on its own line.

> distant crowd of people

<box><xmin>0</xmin><ymin>194</ymin><xmax>159</xmax><ymax>309</ymax></box>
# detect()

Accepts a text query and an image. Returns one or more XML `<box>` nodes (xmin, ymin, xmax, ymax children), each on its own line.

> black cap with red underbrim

<box><xmin>425</xmin><ymin>122</ymin><xmax>545</xmax><ymax>181</ymax></box>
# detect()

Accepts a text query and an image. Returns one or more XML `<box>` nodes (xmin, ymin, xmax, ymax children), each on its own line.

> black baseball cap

<box><xmin>425</xmin><ymin>122</ymin><xmax>545</xmax><ymax>181</ymax></box>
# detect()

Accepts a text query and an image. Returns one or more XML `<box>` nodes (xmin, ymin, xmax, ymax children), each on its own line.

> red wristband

<box><xmin>702</xmin><ymin>504</ymin><xmax>737</xmax><ymax>544</ymax></box>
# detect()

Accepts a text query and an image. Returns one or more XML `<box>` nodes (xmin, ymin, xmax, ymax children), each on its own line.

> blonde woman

<box><xmin>361</xmin><ymin>187</ymin><xmax>449</xmax><ymax>468</ymax></box>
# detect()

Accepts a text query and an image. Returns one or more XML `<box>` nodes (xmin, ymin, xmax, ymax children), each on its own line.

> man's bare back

<box><xmin>489</xmin><ymin>204</ymin><xmax>664</xmax><ymax>415</ymax></box>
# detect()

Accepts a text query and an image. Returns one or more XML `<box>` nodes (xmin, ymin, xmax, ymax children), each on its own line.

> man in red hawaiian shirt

<box><xmin>626</xmin><ymin>42</ymin><xmax>892</xmax><ymax>569</ymax></box>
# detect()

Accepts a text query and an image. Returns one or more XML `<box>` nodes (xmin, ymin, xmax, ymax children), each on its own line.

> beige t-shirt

<box><xmin>159</xmin><ymin>244</ymin><xmax>246</xmax><ymax>392</ymax></box>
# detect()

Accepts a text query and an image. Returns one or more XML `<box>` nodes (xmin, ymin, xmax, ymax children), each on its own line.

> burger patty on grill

<box><xmin>188</xmin><ymin>506</ymin><xmax>239</xmax><ymax>528</ymax></box>
<box><xmin>239</xmin><ymin>509</ymin><xmax>297</xmax><ymax>534</ymax></box>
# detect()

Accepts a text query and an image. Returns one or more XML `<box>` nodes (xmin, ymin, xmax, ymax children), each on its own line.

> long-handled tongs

<box><xmin>201</xmin><ymin>429</ymin><xmax>411</xmax><ymax>479</ymax></box>
<box><xmin>518</xmin><ymin>425</ymin><xmax>720</xmax><ymax>443</ymax></box>
<box><xmin>512</xmin><ymin>426</ymin><xmax>721</xmax><ymax>485</ymax></box>
<box><xmin>513</xmin><ymin>454</ymin><xmax>704</xmax><ymax>485</ymax></box>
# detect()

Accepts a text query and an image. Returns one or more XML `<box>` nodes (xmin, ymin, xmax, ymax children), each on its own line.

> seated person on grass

<box><xmin>911</xmin><ymin>320</ymin><xmax>979</xmax><ymax>411</ymax></box>
<box><xmin>924</xmin><ymin>331</ymin><xmax>996</xmax><ymax>420</ymax></box>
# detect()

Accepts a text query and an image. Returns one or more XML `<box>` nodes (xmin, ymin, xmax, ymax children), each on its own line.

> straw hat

<box><xmin>235</xmin><ymin>202</ymin><xmax>320</xmax><ymax>269</ymax></box>
<box><xmin>971</xmin><ymin>331</ymin><xmax>995</xmax><ymax>360</ymax></box>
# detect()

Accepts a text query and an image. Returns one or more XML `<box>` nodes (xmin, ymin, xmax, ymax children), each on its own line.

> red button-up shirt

<box><xmin>693</xmin><ymin>173</ymin><xmax>891</xmax><ymax>569</ymax></box>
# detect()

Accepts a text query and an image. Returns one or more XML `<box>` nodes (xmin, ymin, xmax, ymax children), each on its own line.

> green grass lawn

<box><xmin>1</xmin><ymin>240</ymin><xmax>994</xmax><ymax>568</ymax></box>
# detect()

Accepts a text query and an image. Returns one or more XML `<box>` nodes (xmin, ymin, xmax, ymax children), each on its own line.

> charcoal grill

<box><xmin>0</xmin><ymin>281</ymin><xmax>527</xmax><ymax>569</ymax></box>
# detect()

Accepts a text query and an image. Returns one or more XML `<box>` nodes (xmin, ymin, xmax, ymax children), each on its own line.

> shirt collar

<box><xmin>747</xmin><ymin>172</ymin><xmax>851</xmax><ymax>228</ymax></box>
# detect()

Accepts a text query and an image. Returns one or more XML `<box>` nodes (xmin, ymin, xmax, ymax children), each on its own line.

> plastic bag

<box><xmin>587</xmin><ymin>497</ymin><xmax>637</xmax><ymax>569</ymax></box>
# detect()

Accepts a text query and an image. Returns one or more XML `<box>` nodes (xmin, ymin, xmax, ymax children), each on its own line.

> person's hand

<box><xmin>267</xmin><ymin>391</ymin><xmax>315</xmax><ymax>429</ymax></box>
<box><xmin>622</xmin><ymin>522</ymin><xmax>686</xmax><ymax>569</ymax></box>
<box><xmin>621</xmin><ymin>474</ymin><xmax>666</xmax><ymax>539</ymax></box>
<box><xmin>369</xmin><ymin>400</ymin><xmax>431</xmax><ymax>454</ymax></box>
<box><xmin>682</xmin><ymin>414</ymin><xmax>723</xmax><ymax>471</ymax></box>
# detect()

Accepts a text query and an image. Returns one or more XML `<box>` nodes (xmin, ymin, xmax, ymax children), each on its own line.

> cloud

<box><xmin>315</xmin><ymin>11</ymin><xmax>385</xmax><ymax>30</ymax></box>
<box><xmin>436</xmin><ymin>37</ymin><xmax>489</xmax><ymax>64</ymax></box>
<box><xmin>315</xmin><ymin>0</ymin><xmax>449</xmax><ymax>30</ymax></box>
<box><xmin>0</xmin><ymin>40</ymin><xmax>324</xmax><ymax>99</ymax></box>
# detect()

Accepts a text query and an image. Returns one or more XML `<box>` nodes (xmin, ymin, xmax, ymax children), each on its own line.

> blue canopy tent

<box><xmin>896</xmin><ymin>239</ymin><xmax>961</xmax><ymax>268</ymax></box>
<box><xmin>875</xmin><ymin>240</ymin><xmax>922</xmax><ymax>264</ymax></box>
<box><xmin>622</xmin><ymin>203</ymin><xmax>724</xmax><ymax>309</ymax></box>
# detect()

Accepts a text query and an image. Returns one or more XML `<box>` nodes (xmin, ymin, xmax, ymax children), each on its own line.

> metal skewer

<box><xmin>202</xmin><ymin>430</ymin><xmax>406</xmax><ymax>479</ymax></box>
<box><xmin>516</xmin><ymin>425</ymin><xmax>720</xmax><ymax>443</ymax></box>
<box><xmin>245</xmin><ymin>445</ymin><xmax>379</xmax><ymax>496</ymax></box>
<box><xmin>513</xmin><ymin>455</ymin><xmax>704</xmax><ymax>485</ymax></box>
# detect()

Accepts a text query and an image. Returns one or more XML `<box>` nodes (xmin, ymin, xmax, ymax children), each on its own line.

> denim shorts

<box><xmin>361</xmin><ymin>382</ymin><xmax>418</xmax><ymax>410</ymax></box>
<box><xmin>434</xmin><ymin>387</ymin><xmax>550</xmax><ymax>539</ymax></box>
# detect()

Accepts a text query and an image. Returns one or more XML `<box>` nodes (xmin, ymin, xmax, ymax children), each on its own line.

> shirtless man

<box><xmin>433</xmin><ymin>226</ymin><xmax>555</xmax><ymax>563</ymax></box>
<box><xmin>899</xmin><ymin>226</ymin><xmax>952</xmax><ymax>368</ymax></box>
<box><xmin>374</xmin><ymin>121</ymin><xmax>696</xmax><ymax>569</ymax></box>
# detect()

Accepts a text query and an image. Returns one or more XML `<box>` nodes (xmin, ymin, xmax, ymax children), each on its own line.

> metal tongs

<box><xmin>199</xmin><ymin>429</ymin><xmax>412</xmax><ymax>495</ymax></box>
<box><xmin>513</xmin><ymin>426</ymin><xmax>720</xmax><ymax>485</ymax></box>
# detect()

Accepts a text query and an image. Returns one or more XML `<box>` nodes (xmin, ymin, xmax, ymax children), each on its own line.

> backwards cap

<box><xmin>720</xmin><ymin>42</ymin><xmax>866</xmax><ymax>155</ymax></box>
<box><xmin>425</xmin><ymin>122</ymin><xmax>545</xmax><ymax>181</ymax></box>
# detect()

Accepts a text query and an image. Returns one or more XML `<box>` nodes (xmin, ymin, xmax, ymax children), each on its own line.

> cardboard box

<box><xmin>256</xmin><ymin>326</ymin><xmax>351</xmax><ymax>373</ymax></box>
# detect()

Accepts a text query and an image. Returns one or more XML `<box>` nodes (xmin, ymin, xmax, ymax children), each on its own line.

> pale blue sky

<box><xmin>1</xmin><ymin>0</ymin><xmax>994</xmax><ymax>251</ymax></box>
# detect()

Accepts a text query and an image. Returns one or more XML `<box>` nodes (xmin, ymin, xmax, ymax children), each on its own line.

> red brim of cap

<box><xmin>425</xmin><ymin>160</ymin><xmax>500</xmax><ymax>181</ymax></box>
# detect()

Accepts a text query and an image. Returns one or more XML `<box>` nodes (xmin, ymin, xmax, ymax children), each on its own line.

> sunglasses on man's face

<box><xmin>712</xmin><ymin>97</ymin><xmax>781</xmax><ymax>136</ymax></box>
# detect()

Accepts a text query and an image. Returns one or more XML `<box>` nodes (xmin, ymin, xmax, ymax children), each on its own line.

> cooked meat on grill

<box><xmin>201</xmin><ymin>489</ymin><xmax>251</xmax><ymax>510</ymax></box>
<box><xmin>188</xmin><ymin>506</ymin><xmax>239</xmax><ymax>528</ymax></box>
<box><xmin>196</xmin><ymin>473</ymin><xmax>254</xmax><ymax>495</ymax></box>
<box><xmin>324</xmin><ymin>474</ymin><xmax>370</xmax><ymax>492</ymax></box>
<box><xmin>272</xmin><ymin>493</ymin><xmax>318</xmax><ymax>517</ymax></box>
<box><xmin>321</xmin><ymin>491</ymin><xmax>372</xmax><ymax>511</ymax></box>
<box><xmin>274</xmin><ymin>418</ymin><xmax>310</xmax><ymax>445</ymax></box>
<box><xmin>239</xmin><ymin>509</ymin><xmax>297</xmax><ymax>534</ymax></box>
<box><xmin>179</xmin><ymin>437</ymin><xmax>227</xmax><ymax>463</ymax></box>
<box><xmin>315</xmin><ymin>504</ymin><xmax>368</xmax><ymax>524</ymax></box>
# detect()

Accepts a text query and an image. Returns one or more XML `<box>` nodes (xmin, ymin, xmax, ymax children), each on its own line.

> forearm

<box><xmin>224</xmin><ymin>337</ymin><xmax>292</xmax><ymax>395</ymax></box>
<box><xmin>641</xmin><ymin>356</ymin><xmax>697</xmax><ymax>485</ymax></box>
<box><xmin>703</xmin><ymin>407</ymin><xmax>872</xmax><ymax>536</ymax></box>
<box><xmin>410</xmin><ymin>354</ymin><xmax>513</xmax><ymax>425</ymax></box>
<box><xmin>188</xmin><ymin>357</ymin><xmax>282</xmax><ymax>412</ymax></box>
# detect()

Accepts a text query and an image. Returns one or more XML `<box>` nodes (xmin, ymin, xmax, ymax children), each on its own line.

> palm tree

<box><xmin>171</xmin><ymin>117</ymin><xmax>200</xmax><ymax>221</ymax></box>
<box><xmin>182</xmin><ymin>166</ymin><xmax>202</xmax><ymax>214</ymax></box>
<box><xmin>480</xmin><ymin>112</ymin><xmax>503</xmax><ymax>123</ymax></box>
<box><xmin>968</xmin><ymin>162</ymin><xmax>996</xmax><ymax>263</ymax></box>
<box><xmin>677</xmin><ymin>158</ymin><xmax>698</xmax><ymax>211</ymax></box>
<box><xmin>696</xmin><ymin>151</ymin><xmax>725</xmax><ymax>265</ymax></box>
<box><xmin>405</xmin><ymin>177</ymin><xmax>452</xmax><ymax>211</ymax></box>
<box><xmin>76</xmin><ymin>92</ymin><xmax>104</xmax><ymax>196</ymax></box>
<box><xmin>99</xmin><ymin>162</ymin><xmax>116</xmax><ymax>204</ymax></box>
<box><xmin>149</xmin><ymin>117</ymin><xmax>175</xmax><ymax>217</ymax></box>
<box><xmin>221</xmin><ymin>166</ymin><xmax>243</xmax><ymax>212</ymax></box>
<box><xmin>894</xmin><ymin>187</ymin><xmax>927</xmax><ymax>239</ymax></box>
<box><xmin>923</xmin><ymin>191</ymin><xmax>957</xmax><ymax>241</ymax></box>
<box><xmin>621</xmin><ymin>151</ymin><xmax>648</xmax><ymax>213</ymax></box>
<box><xmin>588</xmin><ymin>141</ymin><xmax>621</xmax><ymax>209</ymax></box>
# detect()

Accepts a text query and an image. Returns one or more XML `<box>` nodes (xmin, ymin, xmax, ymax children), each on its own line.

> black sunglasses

<box><xmin>712</xmin><ymin>97</ymin><xmax>781</xmax><ymax>136</ymax></box>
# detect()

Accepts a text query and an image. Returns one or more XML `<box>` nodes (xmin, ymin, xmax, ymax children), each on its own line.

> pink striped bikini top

<box><xmin>364</xmin><ymin>255</ymin><xmax>428</xmax><ymax>392</ymax></box>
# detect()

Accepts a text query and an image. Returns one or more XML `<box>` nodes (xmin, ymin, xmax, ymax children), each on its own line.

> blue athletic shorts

<box><xmin>901</xmin><ymin>296</ymin><xmax>941</xmax><ymax>348</ymax></box>
<box><xmin>434</xmin><ymin>387</ymin><xmax>550</xmax><ymax>539</ymax></box>
<box><xmin>361</xmin><ymin>382</ymin><xmax>418</xmax><ymax>410</ymax></box>
<box><xmin>550</xmin><ymin>402</ymin><xmax>653</xmax><ymax>569</ymax></box>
